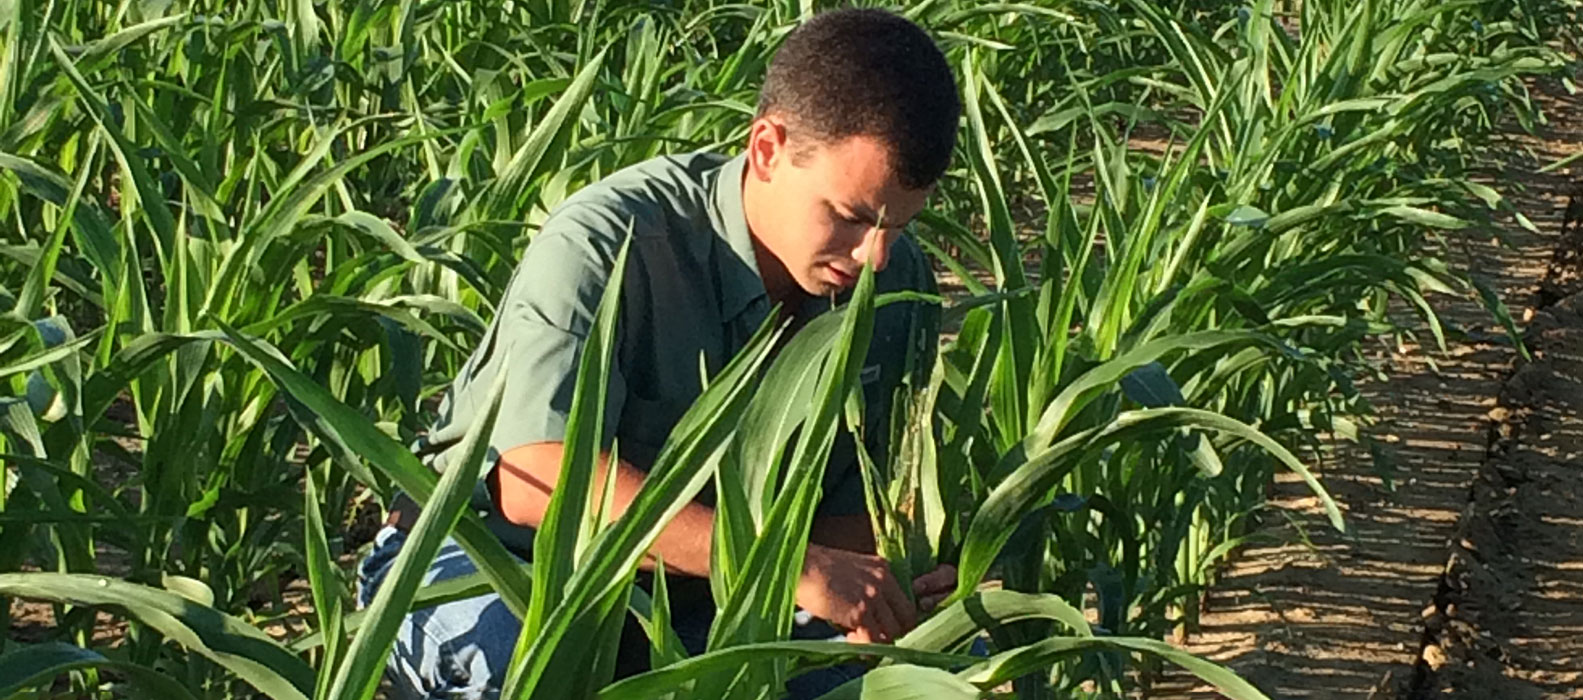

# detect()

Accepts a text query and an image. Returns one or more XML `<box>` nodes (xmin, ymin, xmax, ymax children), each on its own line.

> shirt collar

<box><xmin>710</xmin><ymin>153</ymin><xmax>769</xmax><ymax>323</ymax></box>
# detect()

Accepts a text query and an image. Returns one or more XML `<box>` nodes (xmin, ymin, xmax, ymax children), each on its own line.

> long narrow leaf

<box><xmin>327</xmin><ymin>366</ymin><xmax>509</xmax><ymax>700</ymax></box>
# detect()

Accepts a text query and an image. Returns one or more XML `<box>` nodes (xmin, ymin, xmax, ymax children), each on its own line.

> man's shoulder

<box><xmin>606</xmin><ymin>151</ymin><xmax>730</xmax><ymax>191</ymax></box>
<box><xmin>536</xmin><ymin>151</ymin><xmax>729</xmax><ymax>249</ymax></box>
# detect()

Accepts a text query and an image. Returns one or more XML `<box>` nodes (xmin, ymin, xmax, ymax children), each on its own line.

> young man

<box><xmin>356</xmin><ymin>8</ymin><xmax>961</xmax><ymax>698</ymax></box>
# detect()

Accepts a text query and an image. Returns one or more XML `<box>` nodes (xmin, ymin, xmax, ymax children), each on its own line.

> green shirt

<box><xmin>415</xmin><ymin>151</ymin><xmax>939</xmax><ymax>557</ymax></box>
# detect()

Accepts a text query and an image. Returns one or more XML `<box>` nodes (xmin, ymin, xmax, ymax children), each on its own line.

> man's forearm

<box><xmin>494</xmin><ymin>444</ymin><xmax>715</xmax><ymax>578</ymax></box>
<box><xmin>494</xmin><ymin>442</ymin><xmax>878</xmax><ymax>580</ymax></box>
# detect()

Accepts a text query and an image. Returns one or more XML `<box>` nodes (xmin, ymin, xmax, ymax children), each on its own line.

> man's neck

<box><xmin>740</xmin><ymin>164</ymin><xmax>805</xmax><ymax>312</ymax></box>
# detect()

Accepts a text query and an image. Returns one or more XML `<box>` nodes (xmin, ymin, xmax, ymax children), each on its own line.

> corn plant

<box><xmin>0</xmin><ymin>0</ymin><xmax>1572</xmax><ymax>698</ymax></box>
<box><xmin>903</xmin><ymin>2</ymin><xmax>1566</xmax><ymax>694</ymax></box>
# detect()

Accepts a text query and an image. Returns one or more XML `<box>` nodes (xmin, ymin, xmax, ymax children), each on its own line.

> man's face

<box><xmin>745</xmin><ymin>122</ymin><xmax>934</xmax><ymax>298</ymax></box>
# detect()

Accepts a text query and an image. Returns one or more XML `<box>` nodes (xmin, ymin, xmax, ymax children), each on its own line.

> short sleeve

<box><xmin>417</xmin><ymin>208</ymin><xmax>631</xmax><ymax>478</ymax></box>
<box><xmin>486</xmin><ymin>226</ymin><xmax>628</xmax><ymax>452</ymax></box>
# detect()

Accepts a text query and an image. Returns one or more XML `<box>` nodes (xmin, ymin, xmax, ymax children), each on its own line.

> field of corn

<box><xmin>0</xmin><ymin>0</ymin><xmax>1578</xmax><ymax>697</ymax></box>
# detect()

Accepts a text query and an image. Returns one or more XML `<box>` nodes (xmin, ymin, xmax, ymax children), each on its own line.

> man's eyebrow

<box><xmin>836</xmin><ymin>201</ymin><xmax>908</xmax><ymax>228</ymax></box>
<box><xmin>827</xmin><ymin>200</ymin><xmax>874</xmax><ymax>224</ymax></box>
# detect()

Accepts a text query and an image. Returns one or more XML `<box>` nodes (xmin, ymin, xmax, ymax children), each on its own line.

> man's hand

<box><xmin>797</xmin><ymin>544</ymin><xmax>916</xmax><ymax>644</ymax></box>
<box><xmin>796</xmin><ymin>547</ymin><xmax>965</xmax><ymax>644</ymax></box>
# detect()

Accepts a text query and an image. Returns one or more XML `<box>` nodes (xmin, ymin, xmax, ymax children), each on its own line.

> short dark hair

<box><xmin>756</xmin><ymin>8</ymin><xmax>960</xmax><ymax>190</ymax></box>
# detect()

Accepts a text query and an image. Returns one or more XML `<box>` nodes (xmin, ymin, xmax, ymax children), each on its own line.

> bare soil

<box><xmin>1152</xmin><ymin>70</ymin><xmax>1583</xmax><ymax>699</ymax></box>
<box><xmin>1413</xmin><ymin>287</ymin><xmax>1583</xmax><ymax>698</ymax></box>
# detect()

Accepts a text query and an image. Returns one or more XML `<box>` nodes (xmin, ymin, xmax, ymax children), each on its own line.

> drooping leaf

<box><xmin>1119</xmin><ymin>362</ymin><xmax>1184</xmax><ymax>407</ymax></box>
<box><xmin>0</xmin><ymin>642</ymin><xmax>201</xmax><ymax>699</ymax></box>
<box><xmin>0</xmin><ymin>574</ymin><xmax>313</xmax><ymax>699</ymax></box>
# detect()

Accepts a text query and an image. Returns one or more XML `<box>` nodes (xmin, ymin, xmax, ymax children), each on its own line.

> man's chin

<box><xmin>803</xmin><ymin>279</ymin><xmax>847</xmax><ymax>298</ymax></box>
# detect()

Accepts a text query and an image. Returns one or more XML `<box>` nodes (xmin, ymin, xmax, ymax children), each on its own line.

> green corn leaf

<box><xmin>75</xmin><ymin>331</ymin><xmax>219</xmax><ymax>424</ymax></box>
<box><xmin>712</xmin><ymin>309</ymin><xmax>832</xmax><ymax>603</ymax></box>
<box><xmin>707</xmin><ymin>254</ymin><xmax>879</xmax><ymax>673</ymax></box>
<box><xmin>962</xmin><ymin>52</ymin><xmax>1037</xmax><ymax>439</ymax></box>
<box><xmin>162</xmin><ymin>574</ymin><xmax>216</xmax><ymax>607</ymax></box>
<box><xmin>0</xmin><ymin>151</ymin><xmax>120</xmax><ymax>285</ymax></box>
<box><xmin>334</xmin><ymin>210</ymin><xmax>428</xmax><ymax>264</ymax></box>
<box><xmin>502</xmin><ymin>307</ymin><xmax>783</xmax><ymax>698</ymax></box>
<box><xmin>0</xmin><ymin>573</ymin><xmax>313</xmax><ymax>699</ymax></box>
<box><xmin>1221</xmin><ymin>204</ymin><xmax>1270</xmax><ymax>227</ymax></box>
<box><xmin>47</xmin><ymin>35</ymin><xmax>177</xmax><ymax>267</ymax></box>
<box><xmin>642</xmin><ymin>557</ymin><xmax>686</xmax><ymax>670</ymax></box>
<box><xmin>895</xmin><ymin>590</ymin><xmax>1092</xmax><ymax>655</ymax></box>
<box><xmin>818</xmin><ymin>665</ymin><xmax>981</xmax><ymax>699</ymax></box>
<box><xmin>326</xmin><ymin>365</ymin><xmax>509</xmax><ymax>700</ymax></box>
<box><xmin>0</xmin><ymin>642</ymin><xmax>201</xmax><ymax>699</ymax></box>
<box><xmin>15</xmin><ymin>135</ymin><xmax>96</xmax><ymax>319</ymax></box>
<box><xmin>1009</xmin><ymin>330</ymin><xmax>1267</xmax><ymax>469</ymax></box>
<box><xmin>1462</xmin><ymin>181</ymin><xmax>1504</xmax><ymax>209</ymax></box>
<box><xmin>0</xmin><ymin>330</ymin><xmax>98</xmax><ymax>383</ymax></box>
<box><xmin>1264</xmin><ymin>202</ymin><xmax>1347</xmax><ymax>235</ymax></box>
<box><xmin>956</xmin><ymin>407</ymin><xmax>1342</xmax><ymax>606</ymax></box>
<box><xmin>1187</xmin><ymin>432</ymin><xmax>1225</xmax><ymax>477</ymax></box>
<box><xmin>1381</xmin><ymin>205</ymin><xmax>1469</xmax><ymax>229</ymax></box>
<box><xmin>73</xmin><ymin>14</ymin><xmax>187</xmax><ymax>74</ymax></box>
<box><xmin>1539</xmin><ymin>149</ymin><xmax>1583</xmax><ymax>173</ymax></box>
<box><xmin>596</xmin><ymin>641</ymin><xmax>975</xmax><ymax>700</ymax></box>
<box><xmin>956</xmin><ymin>635</ymin><xmax>1269</xmax><ymax>699</ymax></box>
<box><xmin>473</xmin><ymin>48</ymin><xmax>608</xmax><ymax>222</ymax></box>
<box><xmin>0</xmin><ymin>454</ymin><xmax>148</xmax><ymax>553</ymax></box>
<box><xmin>131</xmin><ymin>99</ymin><xmax>226</xmax><ymax>222</ymax></box>
<box><xmin>711</xmin><ymin>289</ymin><xmax>935</xmax><ymax>613</ymax></box>
<box><xmin>1472</xmin><ymin>274</ymin><xmax>1530</xmax><ymax>362</ymax></box>
<box><xmin>206</xmin><ymin>123</ymin><xmax>464</xmax><ymax>320</ymax></box>
<box><xmin>521</xmin><ymin>233</ymin><xmax>631</xmax><ymax>650</ymax></box>
<box><xmin>239</xmin><ymin>295</ymin><xmax>463</xmax><ymax>353</ymax></box>
<box><xmin>305</xmin><ymin>472</ymin><xmax>345</xmax><ymax>699</ymax></box>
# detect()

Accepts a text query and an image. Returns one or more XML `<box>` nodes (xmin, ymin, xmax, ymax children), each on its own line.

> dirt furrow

<box><xmin>1407</xmin><ymin>95</ymin><xmax>1583</xmax><ymax>698</ymax></box>
<box><xmin>1408</xmin><ymin>281</ymin><xmax>1583</xmax><ymax>699</ymax></box>
<box><xmin>1153</xmin><ymin>72</ymin><xmax>1582</xmax><ymax>699</ymax></box>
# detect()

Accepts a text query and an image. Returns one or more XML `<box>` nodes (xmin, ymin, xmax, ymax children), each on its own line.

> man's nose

<box><xmin>852</xmin><ymin>226</ymin><xmax>890</xmax><ymax>272</ymax></box>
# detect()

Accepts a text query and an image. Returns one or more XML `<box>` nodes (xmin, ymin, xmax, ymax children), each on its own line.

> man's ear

<box><xmin>746</xmin><ymin>116</ymin><xmax>788</xmax><ymax>182</ymax></box>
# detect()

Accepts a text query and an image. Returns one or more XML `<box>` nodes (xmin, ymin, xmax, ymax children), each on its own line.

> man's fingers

<box><xmin>909</xmin><ymin>565</ymin><xmax>958</xmax><ymax>615</ymax></box>
<box><xmin>912</xmin><ymin>564</ymin><xmax>957</xmax><ymax>595</ymax></box>
<box><xmin>880</xmin><ymin>575</ymin><xmax>916</xmax><ymax>633</ymax></box>
<box><xmin>869</xmin><ymin>595</ymin><xmax>903</xmax><ymax>644</ymax></box>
